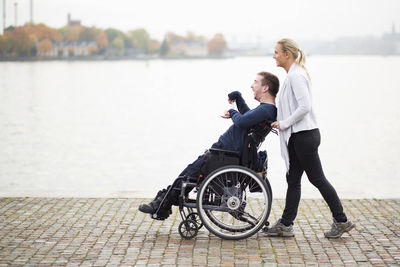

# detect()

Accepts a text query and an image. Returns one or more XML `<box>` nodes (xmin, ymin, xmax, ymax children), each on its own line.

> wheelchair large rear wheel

<box><xmin>196</xmin><ymin>165</ymin><xmax>272</xmax><ymax>240</ymax></box>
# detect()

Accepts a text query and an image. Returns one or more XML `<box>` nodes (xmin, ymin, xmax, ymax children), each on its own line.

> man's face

<box><xmin>251</xmin><ymin>75</ymin><xmax>266</xmax><ymax>101</ymax></box>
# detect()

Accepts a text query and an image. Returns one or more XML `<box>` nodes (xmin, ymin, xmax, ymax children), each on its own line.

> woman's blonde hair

<box><xmin>277</xmin><ymin>38</ymin><xmax>310</xmax><ymax>80</ymax></box>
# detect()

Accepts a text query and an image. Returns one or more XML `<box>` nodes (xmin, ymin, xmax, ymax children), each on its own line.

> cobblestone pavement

<box><xmin>0</xmin><ymin>198</ymin><xmax>399</xmax><ymax>266</ymax></box>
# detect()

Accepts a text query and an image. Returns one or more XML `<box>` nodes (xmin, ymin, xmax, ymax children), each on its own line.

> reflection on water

<box><xmin>0</xmin><ymin>56</ymin><xmax>399</xmax><ymax>198</ymax></box>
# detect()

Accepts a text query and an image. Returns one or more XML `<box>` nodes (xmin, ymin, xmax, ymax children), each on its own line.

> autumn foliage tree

<box><xmin>112</xmin><ymin>36</ymin><xmax>125</xmax><ymax>55</ymax></box>
<box><xmin>0</xmin><ymin>23</ymin><xmax>63</xmax><ymax>57</ymax></box>
<box><xmin>57</xmin><ymin>25</ymin><xmax>108</xmax><ymax>53</ymax></box>
<box><xmin>11</xmin><ymin>27</ymin><xmax>38</xmax><ymax>56</ymax></box>
<box><xmin>58</xmin><ymin>25</ymin><xmax>83</xmax><ymax>42</ymax></box>
<box><xmin>95</xmin><ymin>31</ymin><xmax>108</xmax><ymax>50</ymax></box>
<box><xmin>37</xmin><ymin>39</ymin><xmax>53</xmax><ymax>54</ymax></box>
<box><xmin>148</xmin><ymin>39</ymin><xmax>160</xmax><ymax>54</ymax></box>
<box><xmin>25</xmin><ymin>23</ymin><xmax>62</xmax><ymax>42</ymax></box>
<box><xmin>0</xmin><ymin>22</ymin><xmax>229</xmax><ymax>58</ymax></box>
<box><xmin>129</xmin><ymin>28</ymin><xmax>151</xmax><ymax>53</ymax></box>
<box><xmin>0</xmin><ymin>31</ymin><xmax>15</xmax><ymax>57</ymax></box>
<box><xmin>208</xmin><ymin>33</ymin><xmax>227</xmax><ymax>56</ymax></box>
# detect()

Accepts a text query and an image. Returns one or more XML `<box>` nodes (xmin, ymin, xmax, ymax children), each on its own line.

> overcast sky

<box><xmin>1</xmin><ymin>0</ymin><xmax>400</xmax><ymax>43</ymax></box>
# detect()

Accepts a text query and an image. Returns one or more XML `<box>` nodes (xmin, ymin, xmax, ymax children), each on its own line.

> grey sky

<box><xmin>1</xmin><ymin>0</ymin><xmax>400</xmax><ymax>42</ymax></box>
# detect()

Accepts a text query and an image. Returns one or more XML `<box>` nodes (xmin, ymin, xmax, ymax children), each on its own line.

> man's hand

<box><xmin>221</xmin><ymin>110</ymin><xmax>231</xmax><ymax>119</ymax></box>
<box><xmin>271</xmin><ymin>121</ymin><xmax>281</xmax><ymax>130</ymax></box>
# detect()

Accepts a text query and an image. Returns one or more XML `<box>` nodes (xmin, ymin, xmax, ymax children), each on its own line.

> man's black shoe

<box><xmin>138</xmin><ymin>202</ymin><xmax>157</xmax><ymax>214</ymax></box>
<box><xmin>139</xmin><ymin>194</ymin><xmax>164</xmax><ymax>214</ymax></box>
<box><xmin>138</xmin><ymin>189</ymin><xmax>172</xmax><ymax>219</ymax></box>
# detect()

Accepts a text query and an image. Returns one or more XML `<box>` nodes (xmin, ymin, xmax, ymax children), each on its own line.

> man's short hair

<box><xmin>258</xmin><ymin>72</ymin><xmax>279</xmax><ymax>98</ymax></box>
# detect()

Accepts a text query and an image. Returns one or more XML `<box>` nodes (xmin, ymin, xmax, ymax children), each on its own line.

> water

<box><xmin>0</xmin><ymin>56</ymin><xmax>399</xmax><ymax>198</ymax></box>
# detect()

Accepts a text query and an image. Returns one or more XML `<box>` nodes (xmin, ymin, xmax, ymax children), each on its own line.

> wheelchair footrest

<box><xmin>152</xmin><ymin>208</ymin><xmax>172</xmax><ymax>220</ymax></box>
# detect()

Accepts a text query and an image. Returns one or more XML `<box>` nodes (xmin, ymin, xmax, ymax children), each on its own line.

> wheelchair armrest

<box><xmin>209</xmin><ymin>148</ymin><xmax>241</xmax><ymax>157</ymax></box>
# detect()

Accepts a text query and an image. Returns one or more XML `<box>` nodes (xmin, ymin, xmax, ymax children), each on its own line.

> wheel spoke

<box><xmin>197</xmin><ymin>166</ymin><xmax>271</xmax><ymax>240</ymax></box>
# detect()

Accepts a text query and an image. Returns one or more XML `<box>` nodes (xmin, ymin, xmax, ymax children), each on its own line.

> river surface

<box><xmin>1</xmin><ymin>56</ymin><xmax>399</xmax><ymax>198</ymax></box>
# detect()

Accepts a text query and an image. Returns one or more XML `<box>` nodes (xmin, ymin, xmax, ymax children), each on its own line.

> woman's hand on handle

<box><xmin>271</xmin><ymin>121</ymin><xmax>280</xmax><ymax>130</ymax></box>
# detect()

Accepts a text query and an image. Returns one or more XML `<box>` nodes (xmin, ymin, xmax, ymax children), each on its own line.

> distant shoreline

<box><xmin>1</xmin><ymin>54</ymin><xmax>400</xmax><ymax>62</ymax></box>
<box><xmin>0</xmin><ymin>55</ymin><xmax>236</xmax><ymax>62</ymax></box>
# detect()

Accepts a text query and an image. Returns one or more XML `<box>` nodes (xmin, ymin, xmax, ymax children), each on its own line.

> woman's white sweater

<box><xmin>277</xmin><ymin>63</ymin><xmax>318</xmax><ymax>171</ymax></box>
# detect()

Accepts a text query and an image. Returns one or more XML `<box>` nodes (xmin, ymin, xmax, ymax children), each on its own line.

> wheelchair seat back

<box><xmin>241</xmin><ymin>120</ymin><xmax>276</xmax><ymax>171</ymax></box>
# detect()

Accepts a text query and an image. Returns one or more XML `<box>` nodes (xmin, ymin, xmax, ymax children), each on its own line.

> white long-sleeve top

<box><xmin>277</xmin><ymin>63</ymin><xmax>318</xmax><ymax>171</ymax></box>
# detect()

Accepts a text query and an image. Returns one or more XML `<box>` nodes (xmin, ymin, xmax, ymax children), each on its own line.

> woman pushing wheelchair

<box><xmin>139</xmin><ymin>71</ymin><xmax>279</xmax><ymax>224</ymax></box>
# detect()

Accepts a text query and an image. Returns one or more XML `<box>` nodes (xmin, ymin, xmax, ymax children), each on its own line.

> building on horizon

<box><xmin>169</xmin><ymin>40</ymin><xmax>208</xmax><ymax>57</ymax></box>
<box><xmin>382</xmin><ymin>23</ymin><xmax>400</xmax><ymax>55</ymax></box>
<box><xmin>36</xmin><ymin>41</ymin><xmax>97</xmax><ymax>57</ymax></box>
<box><xmin>67</xmin><ymin>13</ymin><xmax>81</xmax><ymax>26</ymax></box>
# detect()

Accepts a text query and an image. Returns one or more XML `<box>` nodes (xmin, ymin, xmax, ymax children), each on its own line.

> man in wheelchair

<box><xmin>139</xmin><ymin>71</ymin><xmax>279</xmax><ymax>220</ymax></box>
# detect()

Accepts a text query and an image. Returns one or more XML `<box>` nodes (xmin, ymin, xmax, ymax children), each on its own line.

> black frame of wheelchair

<box><xmin>152</xmin><ymin>120</ymin><xmax>277</xmax><ymax>240</ymax></box>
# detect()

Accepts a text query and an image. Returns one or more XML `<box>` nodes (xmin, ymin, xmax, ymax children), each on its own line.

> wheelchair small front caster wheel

<box><xmin>178</xmin><ymin>219</ymin><xmax>198</xmax><ymax>239</ymax></box>
<box><xmin>187</xmin><ymin>212</ymin><xmax>203</xmax><ymax>229</ymax></box>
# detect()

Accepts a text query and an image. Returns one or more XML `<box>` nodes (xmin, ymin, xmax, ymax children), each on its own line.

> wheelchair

<box><xmin>151</xmin><ymin>120</ymin><xmax>277</xmax><ymax>240</ymax></box>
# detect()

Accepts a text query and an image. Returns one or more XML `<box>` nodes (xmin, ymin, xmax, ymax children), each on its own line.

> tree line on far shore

<box><xmin>0</xmin><ymin>23</ymin><xmax>228</xmax><ymax>58</ymax></box>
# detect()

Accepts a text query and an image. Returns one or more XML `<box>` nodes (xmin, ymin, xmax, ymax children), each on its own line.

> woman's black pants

<box><xmin>281</xmin><ymin>128</ymin><xmax>347</xmax><ymax>226</ymax></box>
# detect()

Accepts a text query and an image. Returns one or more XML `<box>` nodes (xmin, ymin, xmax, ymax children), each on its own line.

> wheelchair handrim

<box><xmin>196</xmin><ymin>165</ymin><xmax>271</xmax><ymax>240</ymax></box>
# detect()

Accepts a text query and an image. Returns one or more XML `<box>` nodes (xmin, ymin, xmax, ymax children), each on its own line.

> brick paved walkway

<box><xmin>0</xmin><ymin>198</ymin><xmax>399</xmax><ymax>266</ymax></box>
